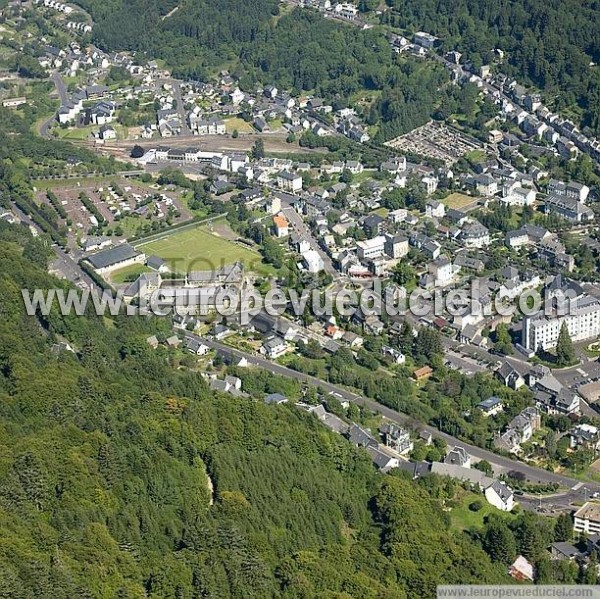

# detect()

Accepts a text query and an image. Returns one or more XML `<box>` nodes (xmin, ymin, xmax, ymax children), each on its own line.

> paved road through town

<box><xmin>189</xmin><ymin>334</ymin><xmax>600</xmax><ymax>504</ymax></box>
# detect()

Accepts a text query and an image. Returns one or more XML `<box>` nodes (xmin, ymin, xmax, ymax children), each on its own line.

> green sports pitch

<box><xmin>134</xmin><ymin>226</ymin><xmax>275</xmax><ymax>275</ymax></box>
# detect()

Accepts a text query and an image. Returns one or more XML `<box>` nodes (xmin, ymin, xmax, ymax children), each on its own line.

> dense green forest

<box><xmin>0</xmin><ymin>222</ymin><xmax>521</xmax><ymax>597</ymax></box>
<box><xmin>381</xmin><ymin>0</ymin><xmax>600</xmax><ymax>134</ymax></box>
<box><xmin>76</xmin><ymin>0</ymin><xmax>279</xmax><ymax>79</ymax></box>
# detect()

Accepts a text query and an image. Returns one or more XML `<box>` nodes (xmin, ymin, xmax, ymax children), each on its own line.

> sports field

<box><xmin>135</xmin><ymin>225</ymin><xmax>275</xmax><ymax>275</ymax></box>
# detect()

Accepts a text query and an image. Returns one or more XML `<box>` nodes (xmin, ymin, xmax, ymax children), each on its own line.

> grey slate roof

<box><xmin>87</xmin><ymin>243</ymin><xmax>139</xmax><ymax>270</ymax></box>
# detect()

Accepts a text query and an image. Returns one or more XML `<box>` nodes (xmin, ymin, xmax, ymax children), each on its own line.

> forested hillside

<box><xmin>79</xmin><ymin>0</ymin><xmax>279</xmax><ymax>80</ymax></box>
<box><xmin>73</xmin><ymin>0</ymin><xmax>600</xmax><ymax>134</ymax></box>
<box><xmin>382</xmin><ymin>0</ymin><xmax>600</xmax><ymax>134</ymax></box>
<box><xmin>0</xmin><ymin>223</ymin><xmax>516</xmax><ymax>597</ymax></box>
<box><xmin>75</xmin><ymin>1</ymin><xmax>451</xmax><ymax>140</ymax></box>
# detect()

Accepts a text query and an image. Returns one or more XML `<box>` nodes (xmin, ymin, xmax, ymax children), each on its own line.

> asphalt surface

<box><xmin>157</xmin><ymin>78</ymin><xmax>191</xmax><ymax>136</ymax></box>
<box><xmin>40</xmin><ymin>71</ymin><xmax>68</xmax><ymax>138</ymax></box>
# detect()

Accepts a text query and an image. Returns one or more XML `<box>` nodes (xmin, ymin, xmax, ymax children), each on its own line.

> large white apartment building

<box><xmin>574</xmin><ymin>503</ymin><xmax>600</xmax><ymax>535</ymax></box>
<box><xmin>522</xmin><ymin>295</ymin><xmax>600</xmax><ymax>351</ymax></box>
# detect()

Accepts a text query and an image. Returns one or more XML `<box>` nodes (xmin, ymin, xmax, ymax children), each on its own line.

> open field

<box><xmin>56</xmin><ymin>124</ymin><xmax>129</xmax><ymax>141</ymax></box>
<box><xmin>442</xmin><ymin>193</ymin><xmax>477</xmax><ymax>210</ymax></box>
<box><xmin>110</xmin><ymin>263</ymin><xmax>150</xmax><ymax>284</ymax></box>
<box><xmin>224</xmin><ymin>117</ymin><xmax>254</xmax><ymax>134</ymax></box>
<box><xmin>134</xmin><ymin>224</ymin><xmax>276</xmax><ymax>276</ymax></box>
<box><xmin>465</xmin><ymin>149</ymin><xmax>487</xmax><ymax>163</ymax></box>
<box><xmin>449</xmin><ymin>490</ymin><xmax>516</xmax><ymax>531</ymax></box>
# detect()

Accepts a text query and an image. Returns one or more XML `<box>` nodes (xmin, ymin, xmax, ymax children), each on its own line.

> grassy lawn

<box><xmin>134</xmin><ymin>225</ymin><xmax>276</xmax><ymax>276</ymax></box>
<box><xmin>442</xmin><ymin>192</ymin><xmax>476</xmax><ymax>210</ymax></box>
<box><xmin>110</xmin><ymin>263</ymin><xmax>150</xmax><ymax>284</ymax></box>
<box><xmin>32</xmin><ymin>176</ymin><xmax>117</xmax><ymax>190</ymax></box>
<box><xmin>56</xmin><ymin>126</ymin><xmax>96</xmax><ymax>140</ymax></box>
<box><xmin>465</xmin><ymin>149</ymin><xmax>487</xmax><ymax>163</ymax></box>
<box><xmin>56</xmin><ymin>124</ymin><xmax>128</xmax><ymax>141</ymax></box>
<box><xmin>224</xmin><ymin>117</ymin><xmax>254</xmax><ymax>134</ymax></box>
<box><xmin>449</xmin><ymin>490</ymin><xmax>516</xmax><ymax>531</ymax></box>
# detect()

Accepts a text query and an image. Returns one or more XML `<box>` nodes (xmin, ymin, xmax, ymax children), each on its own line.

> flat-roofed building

<box><xmin>356</xmin><ymin>235</ymin><xmax>386</xmax><ymax>260</ymax></box>
<box><xmin>522</xmin><ymin>295</ymin><xmax>600</xmax><ymax>351</ymax></box>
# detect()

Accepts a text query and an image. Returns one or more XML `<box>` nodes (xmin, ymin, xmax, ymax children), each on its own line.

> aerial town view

<box><xmin>0</xmin><ymin>0</ymin><xmax>600</xmax><ymax>596</ymax></box>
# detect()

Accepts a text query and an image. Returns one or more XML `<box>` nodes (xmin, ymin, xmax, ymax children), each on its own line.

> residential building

<box><xmin>429</xmin><ymin>255</ymin><xmax>454</xmax><ymax>286</ymax></box>
<box><xmin>488</xmin><ymin>129</ymin><xmax>503</xmax><ymax>143</ymax></box>
<box><xmin>303</xmin><ymin>249</ymin><xmax>324</xmax><ymax>273</ymax></box>
<box><xmin>430</xmin><ymin>462</ymin><xmax>494</xmax><ymax>490</ymax></box>
<box><xmin>347</xmin><ymin>424</ymin><xmax>378</xmax><ymax>449</ymax></box>
<box><xmin>509</xmin><ymin>556</ymin><xmax>534</xmax><ymax>582</ymax></box>
<box><xmin>384</xmin><ymin>233</ymin><xmax>409</xmax><ymax>259</ymax></box>
<box><xmin>574</xmin><ymin>503</ymin><xmax>600</xmax><ymax>536</ymax></box>
<box><xmin>413</xmin><ymin>31</ymin><xmax>438</xmax><ymax>49</ymax></box>
<box><xmin>277</xmin><ymin>171</ymin><xmax>303</xmax><ymax>193</ymax></box>
<box><xmin>412</xmin><ymin>366</ymin><xmax>433</xmax><ymax>381</ymax></box>
<box><xmin>477</xmin><ymin>396</ymin><xmax>504</xmax><ymax>417</ymax></box>
<box><xmin>388</xmin><ymin>208</ymin><xmax>408</xmax><ymax>223</ymax></box>
<box><xmin>505</xmin><ymin>223</ymin><xmax>551</xmax><ymax>248</ymax></box>
<box><xmin>550</xmin><ymin>543</ymin><xmax>582</xmax><ymax>562</ymax></box>
<box><xmin>356</xmin><ymin>236</ymin><xmax>386</xmax><ymax>260</ymax></box>
<box><xmin>380</xmin><ymin>423</ymin><xmax>413</xmax><ymax>455</ymax></box>
<box><xmin>81</xmin><ymin>235</ymin><xmax>112</xmax><ymax>253</ymax></box>
<box><xmin>475</xmin><ymin>174</ymin><xmax>498</xmax><ymax>197</ymax></box>
<box><xmin>522</xmin><ymin>296</ymin><xmax>600</xmax><ymax>351</ymax></box>
<box><xmin>422</xmin><ymin>176</ymin><xmax>438</xmax><ymax>195</ymax></box>
<box><xmin>265</xmin><ymin>392</ymin><xmax>288</xmax><ymax>405</ymax></box>
<box><xmin>494</xmin><ymin>407</ymin><xmax>541</xmax><ymax>453</ymax></box>
<box><xmin>425</xmin><ymin>199</ymin><xmax>445</xmax><ymax>219</ymax></box>
<box><xmin>362</xmin><ymin>214</ymin><xmax>386</xmax><ymax>237</ymax></box>
<box><xmin>569</xmin><ymin>424</ymin><xmax>599</xmax><ymax>450</ymax></box>
<box><xmin>273</xmin><ymin>214</ymin><xmax>289</xmax><ymax>238</ymax></box>
<box><xmin>501</xmin><ymin>184</ymin><xmax>536</xmax><ymax>206</ymax></box>
<box><xmin>335</xmin><ymin>2</ymin><xmax>358</xmax><ymax>19</ymax></box>
<box><xmin>461</xmin><ymin>222</ymin><xmax>490</xmax><ymax>248</ymax></box>
<box><xmin>261</xmin><ymin>336</ymin><xmax>288</xmax><ymax>359</ymax></box>
<box><xmin>548</xmin><ymin>179</ymin><xmax>590</xmax><ymax>203</ymax></box>
<box><xmin>485</xmin><ymin>481</ymin><xmax>514</xmax><ymax>512</ymax></box>
<box><xmin>366</xmin><ymin>447</ymin><xmax>400</xmax><ymax>473</ymax></box>
<box><xmin>185</xmin><ymin>338</ymin><xmax>210</xmax><ymax>356</ymax></box>
<box><xmin>544</xmin><ymin>195</ymin><xmax>594</xmax><ymax>223</ymax></box>
<box><xmin>444</xmin><ymin>446</ymin><xmax>471</xmax><ymax>468</ymax></box>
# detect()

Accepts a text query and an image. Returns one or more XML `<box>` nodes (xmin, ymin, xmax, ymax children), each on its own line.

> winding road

<box><xmin>39</xmin><ymin>71</ymin><xmax>68</xmax><ymax>138</ymax></box>
<box><xmin>189</xmin><ymin>333</ymin><xmax>600</xmax><ymax>507</ymax></box>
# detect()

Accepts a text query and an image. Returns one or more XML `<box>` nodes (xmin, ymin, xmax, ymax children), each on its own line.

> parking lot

<box><xmin>36</xmin><ymin>179</ymin><xmax>192</xmax><ymax>248</ymax></box>
<box><xmin>554</xmin><ymin>359</ymin><xmax>600</xmax><ymax>391</ymax></box>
